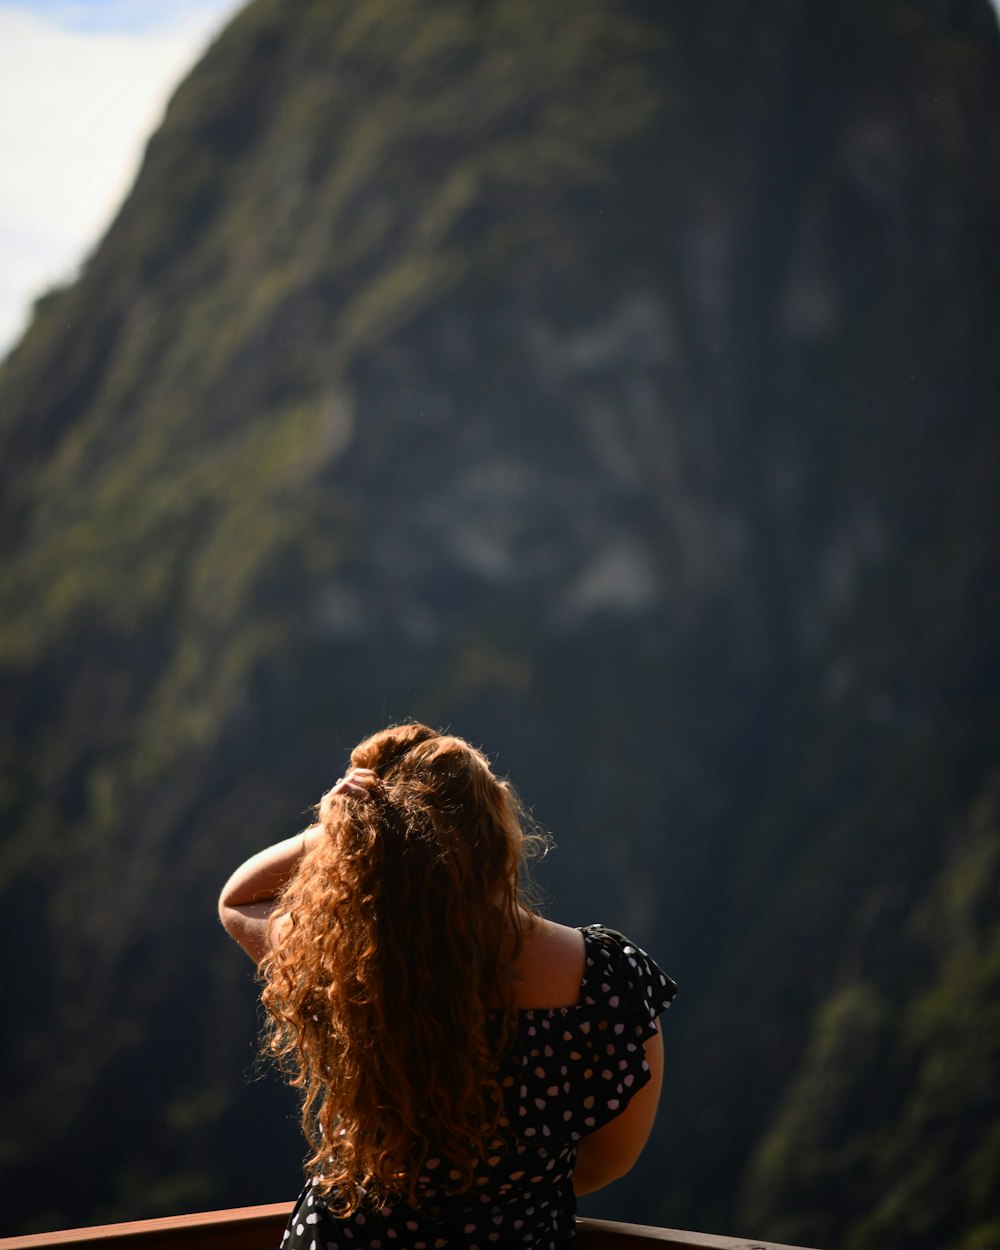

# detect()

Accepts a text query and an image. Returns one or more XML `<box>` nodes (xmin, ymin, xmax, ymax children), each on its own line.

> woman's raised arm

<box><xmin>217</xmin><ymin>768</ymin><xmax>376</xmax><ymax>964</ymax></box>
<box><xmin>217</xmin><ymin>828</ymin><xmax>318</xmax><ymax>964</ymax></box>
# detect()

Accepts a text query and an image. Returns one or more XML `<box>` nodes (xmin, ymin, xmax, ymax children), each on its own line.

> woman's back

<box><xmin>507</xmin><ymin>915</ymin><xmax>586</xmax><ymax>1010</ymax></box>
<box><xmin>281</xmin><ymin>925</ymin><xmax>674</xmax><ymax>1250</ymax></box>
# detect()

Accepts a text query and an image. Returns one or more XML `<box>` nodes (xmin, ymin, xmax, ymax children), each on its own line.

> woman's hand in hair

<box><xmin>318</xmin><ymin>768</ymin><xmax>378</xmax><ymax>821</ymax></box>
<box><xmin>330</xmin><ymin>768</ymin><xmax>378</xmax><ymax>800</ymax></box>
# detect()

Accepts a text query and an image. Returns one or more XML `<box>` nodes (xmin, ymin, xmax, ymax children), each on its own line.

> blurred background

<box><xmin>1</xmin><ymin>2</ymin><xmax>999</xmax><ymax>1247</ymax></box>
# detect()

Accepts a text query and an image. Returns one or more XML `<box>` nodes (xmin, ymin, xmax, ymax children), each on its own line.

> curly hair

<box><xmin>260</xmin><ymin>723</ymin><xmax>543</xmax><ymax>1214</ymax></box>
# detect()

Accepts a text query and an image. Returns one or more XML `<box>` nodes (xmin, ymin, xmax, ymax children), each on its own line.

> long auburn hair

<box><xmin>260</xmin><ymin>723</ymin><xmax>542</xmax><ymax>1213</ymax></box>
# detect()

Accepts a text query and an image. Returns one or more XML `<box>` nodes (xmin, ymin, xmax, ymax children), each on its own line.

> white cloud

<box><xmin>0</xmin><ymin>0</ymin><xmax>243</xmax><ymax>358</ymax></box>
<box><xmin>6</xmin><ymin>0</ymin><xmax>226</xmax><ymax>34</ymax></box>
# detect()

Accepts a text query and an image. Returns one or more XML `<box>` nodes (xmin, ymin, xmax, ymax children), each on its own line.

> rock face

<box><xmin>1</xmin><ymin>1</ymin><xmax>1000</xmax><ymax>1245</ymax></box>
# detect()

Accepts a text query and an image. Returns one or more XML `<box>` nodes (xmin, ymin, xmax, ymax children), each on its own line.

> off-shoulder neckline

<box><xmin>516</xmin><ymin>923</ymin><xmax>622</xmax><ymax>1016</ymax></box>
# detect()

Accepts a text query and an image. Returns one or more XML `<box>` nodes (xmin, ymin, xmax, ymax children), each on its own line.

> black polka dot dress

<box><xmin>281</xmin><ymin>925</ymin><xmax>676</xmax><ymax>1250</ymax></box>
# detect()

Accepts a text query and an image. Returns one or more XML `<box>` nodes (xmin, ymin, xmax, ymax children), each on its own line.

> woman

<box><xmin>219</xmin><ymin>722</ymin><xmax>675</xmax><ymax>1249</ymax></box>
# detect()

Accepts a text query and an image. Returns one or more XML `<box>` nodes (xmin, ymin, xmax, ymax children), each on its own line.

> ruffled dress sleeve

<box><xmin>569</xmin><ymin>924</ymin><xmax>676</xmax><ymax>1136</ymax></box>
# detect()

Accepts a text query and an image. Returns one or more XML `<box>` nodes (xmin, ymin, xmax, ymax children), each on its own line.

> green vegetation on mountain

<box><xmin>742</xmin><ymin>771</ymin><xmax>1000</xmax><ymax>1249</ymax></box>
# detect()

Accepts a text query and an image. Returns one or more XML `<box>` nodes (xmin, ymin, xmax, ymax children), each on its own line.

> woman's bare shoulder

<box><xmin>510</xmin><ymin>914</ymin><xmax>587</xmax><ymax>1010</ymax></box>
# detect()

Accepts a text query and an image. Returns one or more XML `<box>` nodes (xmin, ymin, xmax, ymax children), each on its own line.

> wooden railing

<box><xmin>0</xmin><ymin>1204</ymin><xmax>820</xmax><ymax>1250</ymax></box>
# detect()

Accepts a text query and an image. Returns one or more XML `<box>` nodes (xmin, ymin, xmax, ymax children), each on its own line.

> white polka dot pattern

<box><xmin>280</xmin><ymin>925</ymin><xmax>675</xmax><ymax>1250</ymax></box>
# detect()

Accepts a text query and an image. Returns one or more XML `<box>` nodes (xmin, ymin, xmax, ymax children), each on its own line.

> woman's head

<box><xmin>317</xmin><ymin>723</ymin><xmax>528</xmax><ymax>922</ymax></box>
<box><xmin>261</xmin><ymin>723</ymin><xmax>542</xmax><ymax>1213</ymax></box>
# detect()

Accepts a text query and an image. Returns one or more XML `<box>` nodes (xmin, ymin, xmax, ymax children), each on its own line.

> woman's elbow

<box><xmin>572</xmin><ymin>1156</ymin><xmax>634</xmax><ymax>1196</ymax></box>
<box><xmin>218</xmin><ymin>900</ymin><xmax>274</xmax><ymax>964</ymax></box>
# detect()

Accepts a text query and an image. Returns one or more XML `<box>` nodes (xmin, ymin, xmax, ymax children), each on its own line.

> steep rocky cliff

<box><xmin>2</xmin><ymin>2</ymin><xmax>999</xmax><ymax>1246</ymax></box>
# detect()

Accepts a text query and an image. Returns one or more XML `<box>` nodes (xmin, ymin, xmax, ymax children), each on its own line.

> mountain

<box><xmin>1</xmin><ymin>1</ymin><xmax>999</xmax><ymax>1246</ymax></box>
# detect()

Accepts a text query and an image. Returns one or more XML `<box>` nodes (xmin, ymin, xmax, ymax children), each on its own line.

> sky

<box><xmin>0</xmin><ymin>0</ymin><xmax>244</xmax><ymax>357</ymax></box>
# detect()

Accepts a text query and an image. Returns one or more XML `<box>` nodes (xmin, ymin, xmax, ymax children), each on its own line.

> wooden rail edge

<box><xmin>0</xmin><ymin>1204</ymin><xmax>821</xmax><ymax>1250</ymax></box>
